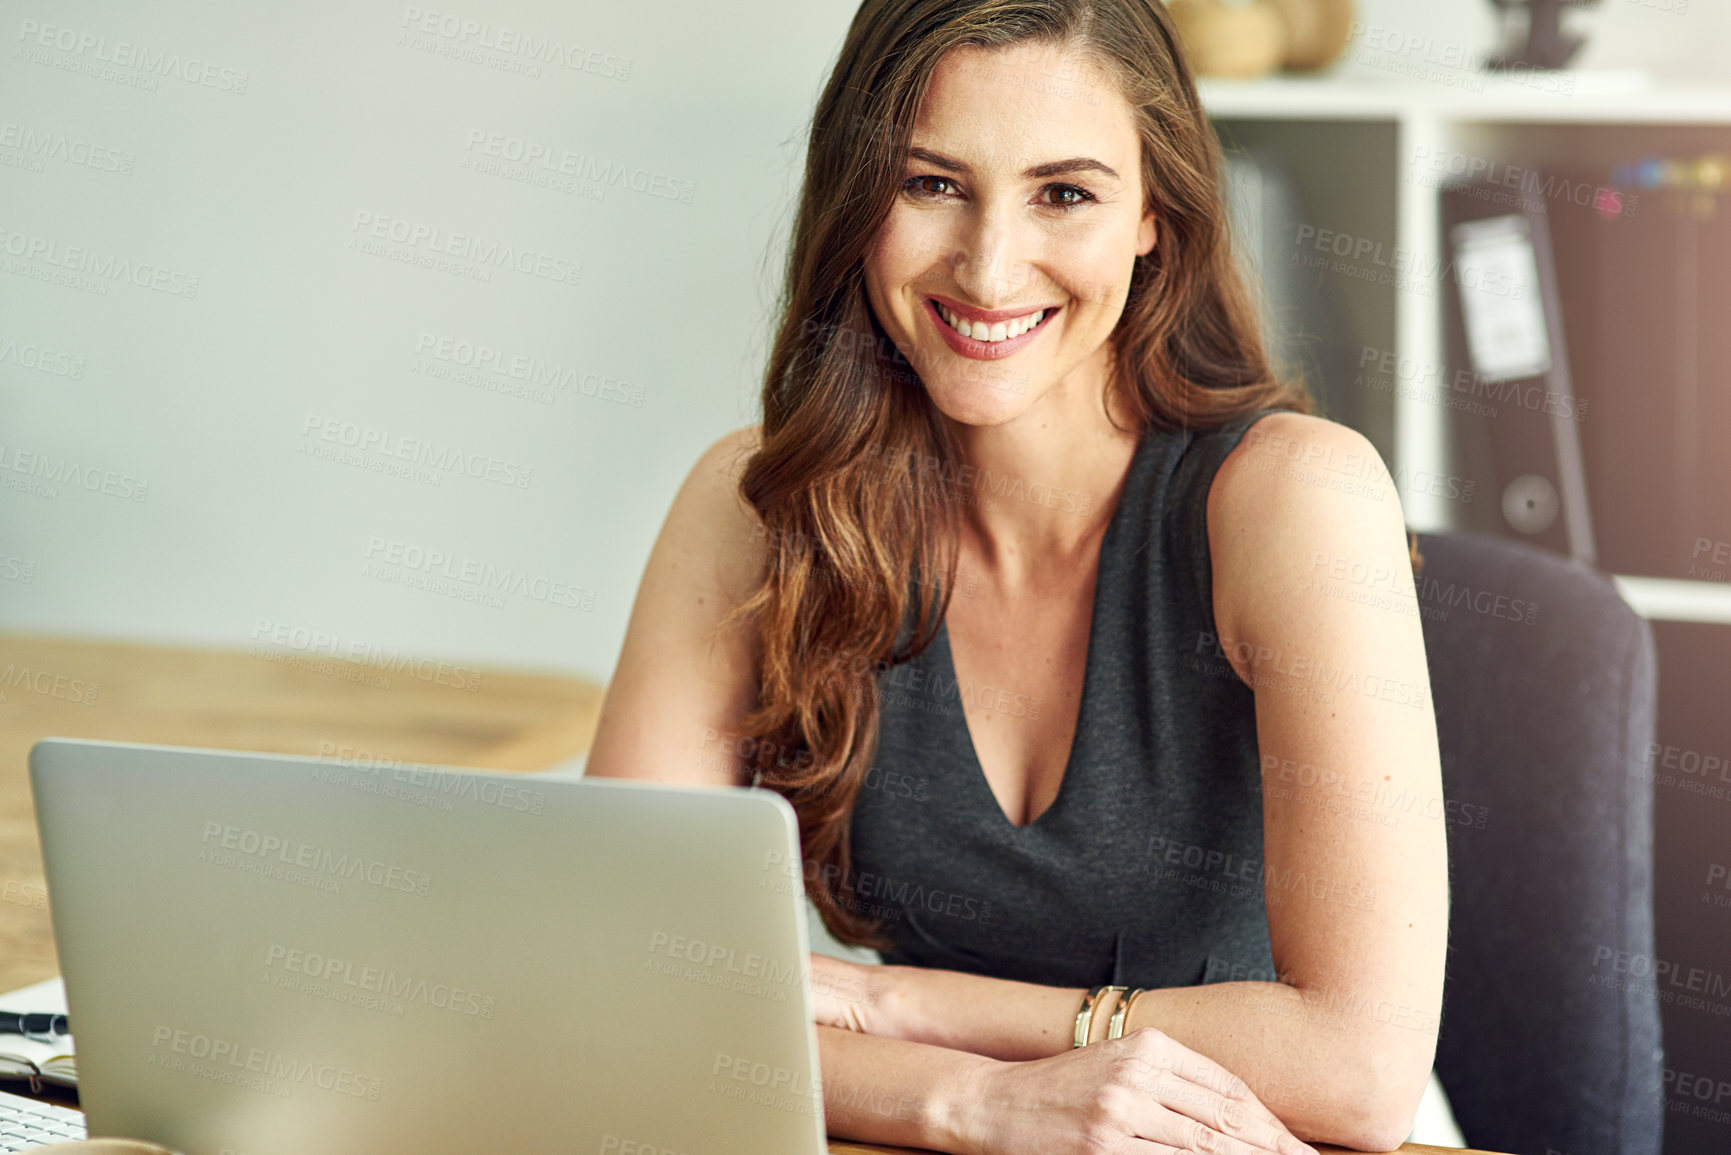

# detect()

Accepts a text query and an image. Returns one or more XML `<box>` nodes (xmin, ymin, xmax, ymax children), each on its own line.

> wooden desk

<box><xmin>0</xmin><ymin>633</ymin><xmax>604</xmax><ymax>992</ymax></box>
<box><xmin>0</xmin><ymin>635</ymin><xmax>1504</xmax><ymax>1155</ymax></box>
<box><xmin>831</xmin><ymin>1146</ymin><xmax>1498</xmax><ymax>1155</ymax></box>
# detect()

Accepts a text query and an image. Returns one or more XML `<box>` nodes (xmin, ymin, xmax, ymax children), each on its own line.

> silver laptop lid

<box><xmin>30</xmin><ymin>737</ymin><xmax>827</xmax><ymax>1155</ymax></box>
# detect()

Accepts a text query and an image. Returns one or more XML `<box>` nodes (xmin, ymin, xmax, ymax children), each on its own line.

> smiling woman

<box><xmin>582</xmin><ymin>2</ymin><xmax>1446</xmax><ymax>1154</ymax></box>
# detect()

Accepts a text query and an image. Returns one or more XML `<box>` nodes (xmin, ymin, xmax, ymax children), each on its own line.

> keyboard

<box><xmin>0</xmin><ymin>1089</ymin><xmax>85</xmax><ymax>1150</ymax></box>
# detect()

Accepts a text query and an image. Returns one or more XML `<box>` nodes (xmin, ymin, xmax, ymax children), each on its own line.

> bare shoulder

<box><xmin>1209</xmin><ymin>410</ymin><xmax>1399</xmax><ymax>539</ymax></box>
<box><xmin>1207</xmin><ymin>410</ymin><xmax>1409</xmax><ymax>643</ymax></box>
<box><xmin>667</xmin><ymin>423</ymin><xmax>769</xmax><ymax>601</ymax></box>
<box><xmin>683</xmin><ymin>423</ymin><xmax>763</xmax><ymax>516</ymax></box>
<box><xmin>583</xmin><ymin>422</ymin><xmax>769</xmax><ymax>786</ymax></box>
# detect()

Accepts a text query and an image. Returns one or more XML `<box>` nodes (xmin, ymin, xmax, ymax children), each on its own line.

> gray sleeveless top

<box><xmin>847</xmin><ymin>408</ymin><xmax>1281</xmax><ymax>991</ymax></box>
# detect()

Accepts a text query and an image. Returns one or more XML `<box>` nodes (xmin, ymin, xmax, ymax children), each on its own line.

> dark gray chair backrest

<box><xmin>1416</xmin><ymin>531</ymin><xmax>1664</xmax><ymax>1155</ymax></box>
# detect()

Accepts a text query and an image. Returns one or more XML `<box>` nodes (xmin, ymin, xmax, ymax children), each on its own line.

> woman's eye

<box><xmin>1044</xmin><ymin>183</ymin><xmax>1096</xmax><ymax>209</ymax></box>
<box><xmin>903</xmin><ymin>175</ymin><xmax>957</xmax><ymax>198</ymax></box>
<box><xmin>901</xmin><ymin>176</ymin><xmax>1097</xmax><ymax>209</ymax></box>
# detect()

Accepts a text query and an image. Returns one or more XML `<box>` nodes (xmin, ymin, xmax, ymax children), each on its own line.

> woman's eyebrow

<box><xmin>906</xmin><ymin>145</ymin><xmax>1120</xmax><ymax>182</ymax></box>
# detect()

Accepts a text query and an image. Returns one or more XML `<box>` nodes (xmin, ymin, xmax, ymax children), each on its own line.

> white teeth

<box><xmin>936</xmin><ymin>303</ymin><xmax>1046</xmax><ymax>343</ymax></box>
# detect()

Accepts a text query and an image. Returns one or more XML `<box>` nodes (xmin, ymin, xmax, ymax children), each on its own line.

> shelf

<box><xmin>1204</xmin><ymin>81</ymin><xmax>1731</xmax><ymax>543</ymax></box>
<box><xmin>1612</xmin><ymin>576</ymin><xmax>1731</xmax><ymax>624</ymax></box>
<box><xmin>1200</xmin><ymin>74</ymin><xmax>1731</xmax><ymax>123</ymax></box>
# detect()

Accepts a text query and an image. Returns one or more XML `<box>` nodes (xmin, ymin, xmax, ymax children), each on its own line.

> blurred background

<box><xmin>5</xmin><ymin>0</ymin><xmax>1731</xmax><ymax>676</ymax></box>
<box><xmin>5</xmin><ymin>2</ymin><xmax>1731</xmax><ymax>1153</ymax></box>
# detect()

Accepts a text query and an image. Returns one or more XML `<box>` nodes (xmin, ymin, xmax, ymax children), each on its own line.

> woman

<box><xmin>586</xmin><ymin>1</ymin><xmax>1448</xmax><ymax>1152</ymax></box>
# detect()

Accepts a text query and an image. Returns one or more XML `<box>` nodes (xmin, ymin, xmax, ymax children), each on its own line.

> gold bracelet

<box><xmin>1107</xmin><ymin>987</ymin><xmax>1146</xmax><ymax>1040</ymax></box>
<box><xmin>1072</xmin><ymin>984</ymin><xmax>1126</xmax><ymax>1049</ymax></box>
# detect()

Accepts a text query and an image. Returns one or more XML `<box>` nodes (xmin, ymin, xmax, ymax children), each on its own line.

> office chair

<box><xmin>1415</xmin><ymin>530</ymin><xmax>1665</xmax><ymax>1155</ymax></box>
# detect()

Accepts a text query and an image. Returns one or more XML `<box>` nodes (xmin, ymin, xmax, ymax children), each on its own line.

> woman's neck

<box><xmin>943</xmin><ymin>358</ymin><xmax>1142</xmax><ymax>585</ymax></box>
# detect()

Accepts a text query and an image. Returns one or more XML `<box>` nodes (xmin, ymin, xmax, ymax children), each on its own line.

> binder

<box><xmin>1542</xmin><ymin>160</ymin><xmax>1731</xmax><ymax>581</ymax></box>
<box><xmin>1439</xmin><ymin>176</ymin><xmax>1596</xmax><ymax>563</ymax></box>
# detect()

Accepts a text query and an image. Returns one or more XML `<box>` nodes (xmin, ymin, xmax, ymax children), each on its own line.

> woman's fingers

<box><xmin>1142</xmin><ymin>1070</ymin><xmax>1313</xmax><ymax>1155</ymax></box>
<box><xmin>1122</xmin><ymin>1030</ymin><xmax>1317</xmax><ymax>1155</ymax></box>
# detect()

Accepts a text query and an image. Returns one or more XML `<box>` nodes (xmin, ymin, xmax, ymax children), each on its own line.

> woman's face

<box><xmin>862</xmin><ymin>41</ymin><xmax>1157</xmax><ymax>426</ymax></box>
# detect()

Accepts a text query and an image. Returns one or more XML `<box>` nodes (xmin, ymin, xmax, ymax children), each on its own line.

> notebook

<box><xmin>0</xmin><ymin>980</ymin><xmax>74</xmax><ymax>1091</ymax></box>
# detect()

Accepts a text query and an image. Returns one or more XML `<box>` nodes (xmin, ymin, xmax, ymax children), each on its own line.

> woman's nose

<box><xmin>946</xmin><ymin>212</ymin><xmax>1037</xmax><ymax>305</ymax></box>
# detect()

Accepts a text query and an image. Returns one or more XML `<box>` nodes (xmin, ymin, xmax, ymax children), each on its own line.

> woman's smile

<box><xmin>923</xmin><ymin>294</ymin><xmax>1062</xmax><ymax>361</ymax></box>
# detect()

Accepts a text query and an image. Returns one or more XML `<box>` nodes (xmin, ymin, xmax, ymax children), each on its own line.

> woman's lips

<box><xmin>925</xmin><ymin>296</ymin><xmax>1058</xmax><ymax>361</ymax></box>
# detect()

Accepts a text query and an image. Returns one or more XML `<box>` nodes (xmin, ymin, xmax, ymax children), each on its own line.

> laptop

<box><xmin>21</xmin><ymin>737</ymin><xmax>827</xmax><ymax>1154</ymax></box>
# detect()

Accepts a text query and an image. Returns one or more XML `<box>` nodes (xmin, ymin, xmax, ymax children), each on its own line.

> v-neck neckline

<box><xmin>934</xmin><ymin>431</ymin><xmax>1148</xmax><ymax>833</ymax></box>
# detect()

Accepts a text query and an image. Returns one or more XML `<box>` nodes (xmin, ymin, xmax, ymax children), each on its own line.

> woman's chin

<box><xmin>927</xmin><ymin>391</ymin><xmax>1031</xmax><ymax>427</ymax></box>
<box><xmin>924</xmin><ymin>385</ymin><xmax>1036</xmax><ymax>428</ymax></box>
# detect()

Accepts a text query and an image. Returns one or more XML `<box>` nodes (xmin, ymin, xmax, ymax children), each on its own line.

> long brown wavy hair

<box><xmin>720</xmin><ymin>0</ymin><xmax>1395</xmax><ymax>949</ymax></box>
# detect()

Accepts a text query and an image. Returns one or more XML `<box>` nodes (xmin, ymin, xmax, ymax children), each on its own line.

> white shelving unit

<box><xmin>1199</xmin><ymin>73</ymin><xmax>1731</xmax><ymax>624</ymax></box>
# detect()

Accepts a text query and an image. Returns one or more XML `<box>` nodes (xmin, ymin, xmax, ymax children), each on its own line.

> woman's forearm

<box><xmin>816</xmin><ymin>1024</ymin><xmax>995</xmax><ymax>1152</ymax></box>
<box><xmin>1120</xmin><ymin>980</ymin><xmax>1434</xmax><ymax>1149</ymax></box>
<box><xmin>873</xmin><ymin>965</ymin><xmax>1433</xmax><ymax>1150</ymax></box>
<box><xmin>869</xmin><ymin>963</ymin><xmax>1085</xmax><ymax>1061</ymax></box>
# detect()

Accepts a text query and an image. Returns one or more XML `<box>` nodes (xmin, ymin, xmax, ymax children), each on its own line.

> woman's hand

<box><xmin>808</xmin><ymin>952</ymin><xmax>894</xmax><ymax>1035</ymax></box>
<box><xmin>953</xmin><ymin>1025</ymin><xmax>1320</xmax><ymax>1155</ymax></box>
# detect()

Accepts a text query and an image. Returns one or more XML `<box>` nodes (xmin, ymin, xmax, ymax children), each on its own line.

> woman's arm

<box><xmin>581</xmin><ymin>426</ymin><xmax>768</xmax><ymax>787</ymax></box>
<box><xmin>809</xmin><ymin>414</ymin><xmax>1450</xmax><ymax>1152</ymax></box>
<box><xmin>819</xmin><ymin>1024</ymin><xmax>1317</xmax><ymax>1155</ymax></box>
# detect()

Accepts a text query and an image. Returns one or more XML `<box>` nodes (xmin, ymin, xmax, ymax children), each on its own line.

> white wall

<box><xmin>3</xmin><ymin>0</ymin><xmax>1725</xmax><ymax>683</ymax></box>
<box><xmin>1</xmin><ymin>0</ymin><xmax>847</xmax><ymax>681</ymax></box>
